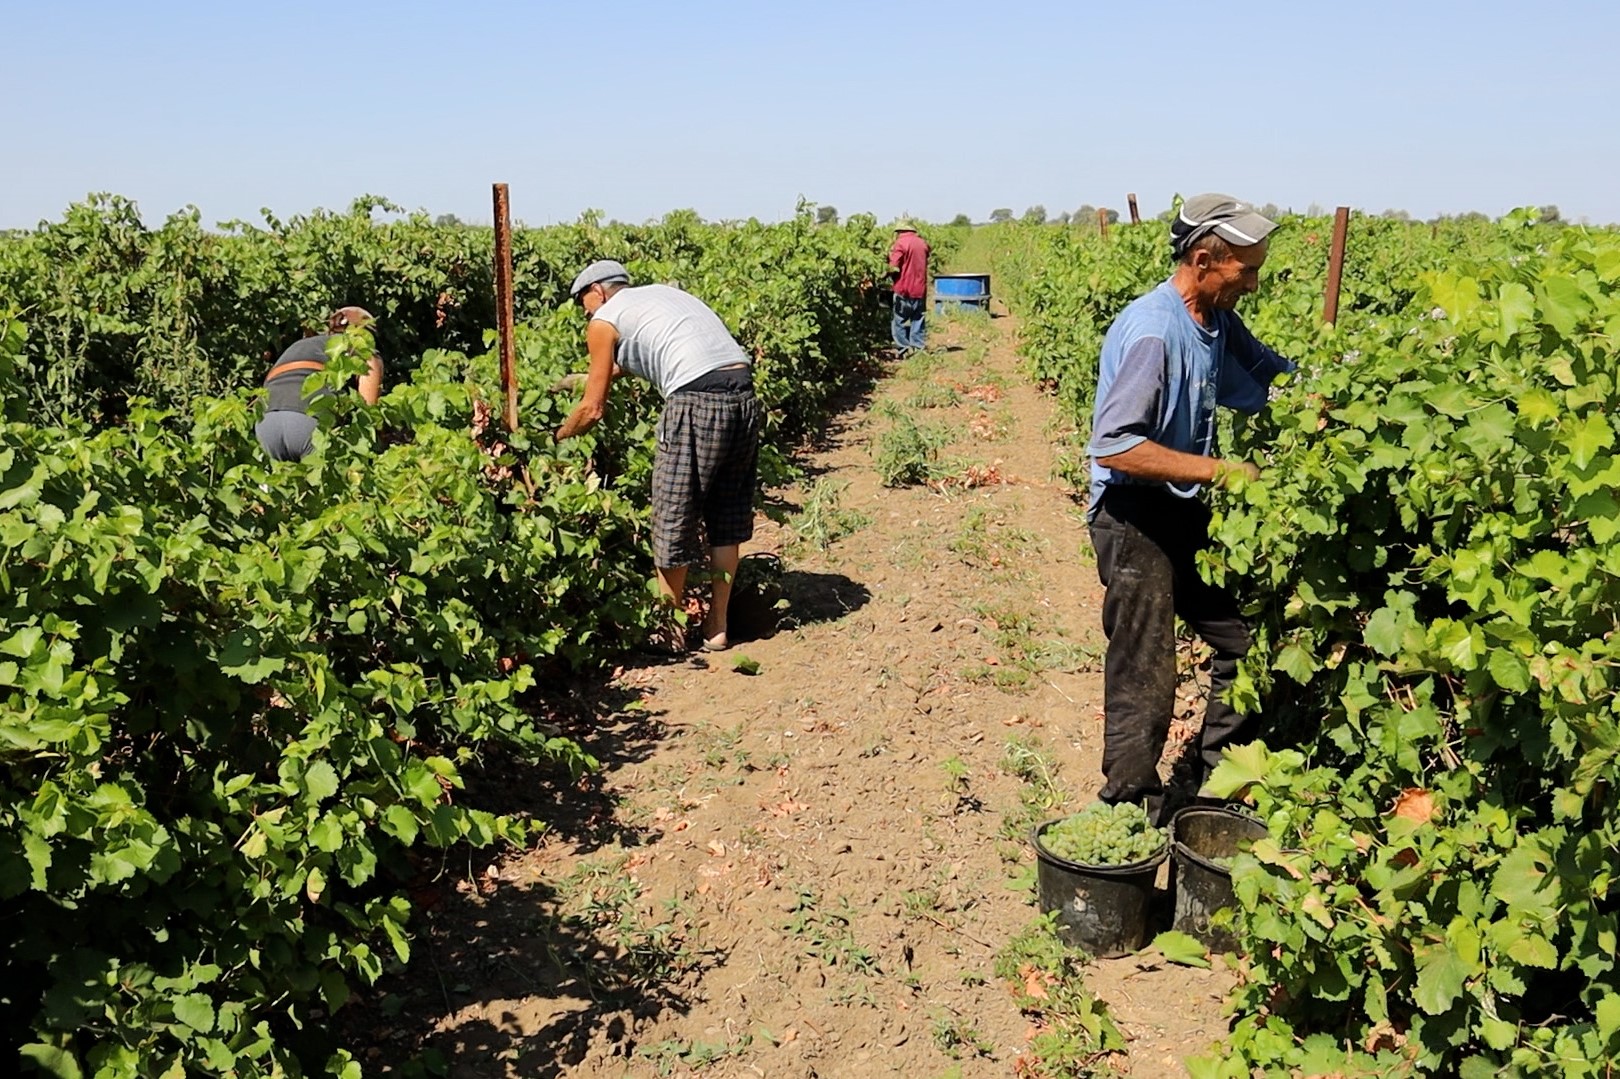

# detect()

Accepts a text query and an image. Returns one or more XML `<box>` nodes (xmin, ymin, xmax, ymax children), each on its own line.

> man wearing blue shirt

<box><xmin>1086</xmin><ymin>194</ymin><xmax>1294</xmax><ymax>822</ymax></box>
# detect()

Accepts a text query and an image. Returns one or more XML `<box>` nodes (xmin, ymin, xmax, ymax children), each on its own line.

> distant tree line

<box><xmin>739</xmin><ymin>202</ymin><xmax>1581</xmax><ymax>231</ymax></box>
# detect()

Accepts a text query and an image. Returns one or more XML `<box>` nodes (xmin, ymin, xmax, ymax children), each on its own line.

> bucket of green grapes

<box><xmin>1031</xmin><ymin>802</ymin><xmax>1167</xmax><ymax>957</ymax></box>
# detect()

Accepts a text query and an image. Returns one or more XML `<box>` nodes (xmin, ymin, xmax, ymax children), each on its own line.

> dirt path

<box><xmin>360</xmin><ymin>307</ymin><xmax>1233</xmax><ymax>1077</ymax></box>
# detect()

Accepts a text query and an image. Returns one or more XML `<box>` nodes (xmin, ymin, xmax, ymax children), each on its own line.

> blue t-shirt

<box><xmin>1087</xmin><ymin>279</ymin><xmax>1293</xmax><ymax>514</ymax></box>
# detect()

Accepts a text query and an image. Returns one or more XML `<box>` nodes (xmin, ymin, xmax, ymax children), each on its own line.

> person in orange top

<box><xmin>255</xmin><ymin>306</ymin><xmax>384</xmax><ymax>461</ymax></box>
<box><xmin>887</xmin><ymin>220</ymin><xmax>931</xmax><ymax>356</ymax></box>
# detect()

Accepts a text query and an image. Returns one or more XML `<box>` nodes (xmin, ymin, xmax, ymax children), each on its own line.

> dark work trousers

<box><xmin>1088</xmin><ymin>485</ymin><xmax>1254</xmax><ymax>816</ymax></box>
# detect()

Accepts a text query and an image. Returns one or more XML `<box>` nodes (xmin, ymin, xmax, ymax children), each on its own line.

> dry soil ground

<box><xmin>349</xmin><ymin>305</ymin><xmax>1235</xmax><ymax>1078</ymax></box>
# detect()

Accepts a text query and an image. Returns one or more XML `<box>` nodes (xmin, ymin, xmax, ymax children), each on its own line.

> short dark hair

<box><xmin>1177</xmin><ymin>233</ymin><xmax>1234</xmax><ymax>266</ymax></box>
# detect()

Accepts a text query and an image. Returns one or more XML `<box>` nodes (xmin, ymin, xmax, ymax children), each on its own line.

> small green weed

<box><xmin>999</xmin><ymin>734</ymin><xmax>1066</xmax><ymax>892</ymax></box>
<box><xmin>873</xmin><ymin>406</ymin><xmax>955</xmax><ymax>487</ymax></box>
<box><xmin>995</xmin><ymin>914</ymin><xmax>1126</xmax><ymax>1075</ymax></box>
<box><xmin>902</xmin><ymin>884</ymin><xmax>944</xmax><ymax>921</ymax></box>
<box><xmin>691</xmin><ymin>722</ymin><xmax>749</xmax><ymax>770</ymax></box>
<box><xmin>637</xmin><ymin>1033</ymin><xmax>752</xmax><ymax>1075</ymax></box>
<box><xmin>949</xmin><ymin>503</ymin><xmax>1041</xmax><ymax>573</ymax></box>
<box><xmin>788</xmin><ymin>478</ymin><xmax>872</xmax><ymax>551</ymax></box>
<box><xmin>897</xmin><ymin>347</ymin><xmax>948</xmax><ymax>381</ymax></box>
<box><xmin>830</xmin><ymin>981</ymin><xmax>879</xmax><ymax>1008</ymax></box>
<box><xmin>783</xmin><ymin>889</ymin><xmax>880</xmax><ymax>975</ymax></box>
<box><xmin>939</xmin><ymin>755</ymin><xmax>983</xmax><ymax>814</ymax></box>
<box><xmin>906</xmin><ymin>380</ymin><xmax>963</xmax><ymax>409</ymax></box>
<box><xmin>1000</xmin><ymin>734</ymin><xmax>1065</xmax><ymax>835</ymax></box>
<box><xmin>962</xmin><ymin>604</ymin><xmax>1100</xmax><ymax>695</ymax></box>
<box><xmin>542</xmin><ymin>857</ymin><xmax>703</xmax><ymax>994</ymax></box>
<box><xmin>901</xmin><ymin>866</ymin><xmax>978</xmax><ymax>931</ymax></box>
<box><xmin>931</xmin><ymin>1013</ymin><xmax>998</xmax><ymax>1060</ymax></box>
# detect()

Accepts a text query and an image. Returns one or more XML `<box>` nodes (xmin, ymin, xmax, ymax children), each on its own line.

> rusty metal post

<box><xmin>1323</xmin><ymin>206</ymin><xmax>1350</xmax><ymax>326</ymax></box>
<box><xmin>1097</xmin><ymin>208</ymin><xmax>1110</xmax><ymax>239</ymax></box>
<box><xmin>1127</xmin><ymin>193</ymin><xmax>1140</xmax><ymax>224</ymax></box>
<box><xmin>492</xmin><ymin>183</ymin><xmax>518</xmax><ymax>432</ymax></box>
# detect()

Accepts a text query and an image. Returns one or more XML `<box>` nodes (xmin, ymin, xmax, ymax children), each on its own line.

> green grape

<box><xmin>1040</xmin><ymin>801</ymin><xmax>1166</xmax><ymax>866</ymax></box>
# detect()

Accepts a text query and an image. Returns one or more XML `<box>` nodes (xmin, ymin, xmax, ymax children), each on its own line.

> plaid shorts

<box><xmin>651</xmin><ymin>389</ymin><xmax>763</xmax><ymax>568</ymax></box>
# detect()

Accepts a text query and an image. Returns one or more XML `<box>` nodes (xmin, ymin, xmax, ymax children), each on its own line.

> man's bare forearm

<box><xmin>555</xmin><ymin>401</ymin><xmax>603</xmax><ymax>441</ymax></box>
<box><xmin>1097</xmin><ymin>441</ymin><xmax>1257</xmax><ymax>484</ymax></box>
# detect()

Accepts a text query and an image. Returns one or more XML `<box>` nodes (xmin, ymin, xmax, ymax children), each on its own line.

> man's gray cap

<box><xmin>1170</xmin><ymin>194</ymin><xmax>1278</xmax><ymax>258</ymax></box>
<box><xmin>568</xmin><ymin>259</ymin><xmax>632</xmax><ymax>298</ymax></box>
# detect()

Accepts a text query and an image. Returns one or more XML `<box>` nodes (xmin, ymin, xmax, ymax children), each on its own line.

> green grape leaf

<box><xmin>19</xmin><ymin>1045</ymin><xmax>82</xmax><ymax>1079</ymax></box>
<box><xmin>1150</xmin><ymin>930</ymin><xmax>1211</xmax><ymax>968</ymax></box>
<box><xmin>303</xmin><ymin>761</ymin><xmax>340</xmax><ymax>803</ymax></box>
<box><xmin>1413</xmin><ymin>942</ymin><xmax>1471</xmax><ymax>1015</ymax></box>
<box><xmin>172</xmin><ymin>992</ymin><xmax>216</xmax><ymax>1033</ymax></box>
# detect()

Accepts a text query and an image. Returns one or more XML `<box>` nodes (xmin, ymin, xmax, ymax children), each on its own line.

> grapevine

<box><xmin>0</xmin><ymin>199</ymin><xmax>890</xmax><ymax>1077</ymax></box>
<box><xmin>999</xmin><ymin>207</ymin><xmax>1620</xmax><ymax>1076</ymax></box>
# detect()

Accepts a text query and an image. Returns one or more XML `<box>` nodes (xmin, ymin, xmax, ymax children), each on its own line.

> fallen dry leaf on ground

<box><xmin>1020</xmin><ymin>965</ymin><xmax>1050</xmax><ymax>1001</ymax></box>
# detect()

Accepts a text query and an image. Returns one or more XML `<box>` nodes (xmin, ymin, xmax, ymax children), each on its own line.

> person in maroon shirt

<box><xmin>887</xmin><ymin>221</ymin><xmax>931</xmax><ymax>355</ymax></box>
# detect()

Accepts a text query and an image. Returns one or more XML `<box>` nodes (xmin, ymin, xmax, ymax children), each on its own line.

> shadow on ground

<box><xmin>334</xmin><ymin>680</ymin><xmax>727</xmax><ymax>1077</ymax></box>
<box><xmin>778</xmin><ymin>569</ymin><xmax>872</xmax><ymax>631</ymax></box>
<box><xmin>340</xmin><ymin>871</ymin><xmax>728</xmax><ymax>1078</ymax></box>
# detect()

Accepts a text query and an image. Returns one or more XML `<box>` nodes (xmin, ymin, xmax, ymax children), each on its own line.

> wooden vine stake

<box><xmin>493</xmin><ymin>182</ymin><xmax>519</xmax><ymax>432</ymax></box>
<box><xmin>1127</xmin><ymin>193</ymin><xmax>1140</xmax><ymax>224</ymax></box>
<box><xmin>1323</xmin><ymin>206</ymin><xmax>1350</xmax><ymax>326</ymax></box>
<box><xmin>1097</xmin><ymin>208</ymin><xmax>1110</xmax><ymax>239</ymax></box>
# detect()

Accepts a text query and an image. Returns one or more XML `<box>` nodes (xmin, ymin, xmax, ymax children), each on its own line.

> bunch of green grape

<box><xmin>1040</xmin><ymin>802</ymin><xmax>1166</xmax><ymax>866</ymax></box>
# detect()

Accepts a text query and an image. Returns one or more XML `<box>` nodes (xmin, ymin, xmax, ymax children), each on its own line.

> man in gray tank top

<box><xmin>554</xmin><ymin>260</ymin><xmax>761</xmax><ymax>653</ymax></box>
<box><xmin>255</xmin><ymin>306</ymin><xmax>384</xmax><ymax>461</ymax></box>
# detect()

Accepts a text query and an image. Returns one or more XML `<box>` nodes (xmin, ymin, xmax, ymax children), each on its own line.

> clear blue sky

<box><xmin>6</xmin><ymin>0</ymin><xmax>1618</xmax><ymax>229</ymax></box>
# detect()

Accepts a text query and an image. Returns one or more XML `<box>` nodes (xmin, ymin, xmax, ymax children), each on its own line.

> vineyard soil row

<box><xmin>344</xmin><ymin>305</ymin><xmax>1228</xmax><ymax>1078</ymax></box>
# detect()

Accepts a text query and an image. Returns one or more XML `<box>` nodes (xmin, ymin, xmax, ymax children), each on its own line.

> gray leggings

<box><xmin>255</xmin><ymin>411</ymin><xmax>319</xmax><ymax>461</ymax></box>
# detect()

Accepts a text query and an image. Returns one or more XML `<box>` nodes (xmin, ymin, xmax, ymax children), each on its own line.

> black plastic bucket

<box><xmin>726</xmin><ymin>552</ymin><xmax>782</xmax><ymax>640</ymax></box>
<box><xmin>1031</xmin><ymin>818</ymin><xmax>1166</xmax><ymax>958</ymax></box>
<box><xmin>1169</xmin><ymin>806</ymin><xmax>1267</xmax><ymax>953</ymax></box>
